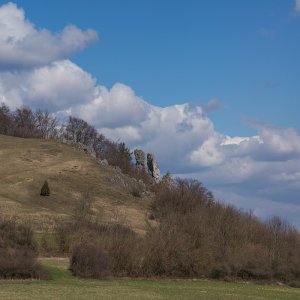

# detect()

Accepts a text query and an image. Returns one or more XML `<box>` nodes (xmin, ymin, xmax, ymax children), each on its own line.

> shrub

<box><xmin>70</xmin><ymin>242</ymin><xmax>111</xmax><ymax>279</ymax></box>
<box><xmin>60</xmin><ymin>176</ymin><xmax>300</xmax><ymax>282</ymax></box>
<box><xmin>40</xmin><ymin>180</ymin><xmax>50</xmax><ymax>196</ymax></box>
<box><xmin>0</xmin><ymin>217</ymin><xmax>51</xmax><ymax>279</ymax></box>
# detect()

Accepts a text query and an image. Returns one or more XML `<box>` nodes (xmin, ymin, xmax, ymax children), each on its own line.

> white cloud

<box><xmin>0</xmin><ymin>3</ymin><xmax>98</xmax><ymax>70</ymax></box>
<box><xmin>1</xmin><ymin>2</ymin><xmax>300</xmax><ymax>229</ymax></box>
<box><xmin>295</xmin><ymin>0</ymin><xmax>300</xmax><ymax>14</ymax></box>
<box><xmin>0</xmin><ymin>60</ymin><xmax>96</xmax><ymax>111</ymax></box>
<box><xmin>2</xmin><ymin>59</ymin><xmax>300</xmax><ymax>226</ymax></box>
<box><xmin>189</xmin><ymin>134</ymin><xmax>224</xmax><ymax>167</ymax></box>
<box><xmin>72</xmin><ymin>83</ymin><xmax>151</xmax><ymax>128</ymax></box>
<box><xmin>2</xmin><ymin>62</ymin><xmax>300</xmax><ymax>230</ymax></box>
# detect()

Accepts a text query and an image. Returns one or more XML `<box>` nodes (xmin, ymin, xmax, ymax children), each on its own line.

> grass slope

<box><xmin>0</xmin><ymin>134</ymin><xmax>150</xmax><ymax>233</ymax></box>
<box><xmin>0</xmin><ymin>258</ymin><xmax>299</xmax><ymax>300</ymax></box>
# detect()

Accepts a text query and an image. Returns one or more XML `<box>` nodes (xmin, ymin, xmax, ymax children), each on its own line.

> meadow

<box><xmin>0</xmin><ymin>258</ymin><xmax>298</xmax><ymax>300</ymax></box>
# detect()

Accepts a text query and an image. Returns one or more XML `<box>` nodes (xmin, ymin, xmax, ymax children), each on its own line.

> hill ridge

<box><xmin>0</xmin><ymin>134</ymin><xmax>151</xmax><ymax>234</ymax></box>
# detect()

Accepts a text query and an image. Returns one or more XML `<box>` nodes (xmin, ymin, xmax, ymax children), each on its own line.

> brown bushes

<box><xmin>56</xmin><ymin>211</ymin><xmax>141</xmax><ymax>277</ymax></box>
<box><xmin>146</xmin><ymin>178</ymin><xmax>300</xmax><ymax>282</ymax></box>
<box><xmin>60</xmin><ymin>177</ymin><xmax>300</xmax><ymax>284</ymax></box>
<box><xmin>70</xmin><ymin>243</ymin><xmax>111</xmax><ymax>279</ymax></box>
<box><xmin>66</xmin><ymin>223</ymin><xmax>142</xmax><ymax>277</ymax></box>
<box><xmin>0</xmin><ymin>217</ymin><xmax>51</xmax><ymax>279</ymax></box>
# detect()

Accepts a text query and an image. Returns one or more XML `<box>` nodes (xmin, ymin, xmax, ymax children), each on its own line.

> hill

<box><xmin>0</xmin><ymin>134</ymin><xmax>151</xmax><ymax>234</ymax></box>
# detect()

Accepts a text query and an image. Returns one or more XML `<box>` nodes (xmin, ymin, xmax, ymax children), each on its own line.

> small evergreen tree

<box><xmin>118</xmin><ymin>142</ymin><xmax>132</xmax><ymax>173</ymax></box>
<box><xmin>119</xmin><ymin>142</ymin><xmax>132</xmax><ymax>162</ymax></box>
<box><xmin>40</xmin><ymin>180</ymin><xmax>50</xmax><ymax>196</ymax></box>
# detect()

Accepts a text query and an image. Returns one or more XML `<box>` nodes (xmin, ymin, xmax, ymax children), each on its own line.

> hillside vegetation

<box><xmin>0</xmin><ymin>134</ymin><xmax>150</xmax><ymax>233</ymax></box>
<box><xmin>1</xmin><ymin>104</ymin><xmax>300</xmax><ymax>286</ymax></box>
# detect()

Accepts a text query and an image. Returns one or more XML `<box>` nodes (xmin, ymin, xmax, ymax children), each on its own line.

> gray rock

<box><xmin>147</xmin><ymin>153</ymin><xmax>160</xmax><ymax>183</ymax></box>
<box><xmin>99</xmin><ymin>159</ymin><xmax>109</xmax><ymax>166</ymax></box>
<box><xmin>76</xmin><ymin>143</ymin><xmax>96</xmax><ymax>158</ymax></box>
<box><xmin>114</xmin><ymin>166</ymin><xmax>122</xmax><ymax>173</ymax></box>
<box><xmin>64</xmin><ymin>141</ymin><xmax>96</xmax><ymax>158</ymax></box>
<box><xmin>134</xmin><ymin>149</ymin><xmax>146</xmax><ymax>171</ymax></box>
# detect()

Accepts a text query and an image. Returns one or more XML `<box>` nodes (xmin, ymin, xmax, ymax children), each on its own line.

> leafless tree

<box><xmin>0</xmin><ymin>103</ymin><xmax>13</xmax><ymax>135</ymax></box>
<box><xmin>12</xmin><ymin>106</ymin><xmax>40</xmax><ymax>138</ymax></box>
<box><xmin>35</xmin><ymin>109</ymin><xmax>58</xmax><ymax>139</ymax></box>
<box><xmin>65</xmin><ymin>116</ymin><xmax>97</xmax><ymax>146</ymax></box>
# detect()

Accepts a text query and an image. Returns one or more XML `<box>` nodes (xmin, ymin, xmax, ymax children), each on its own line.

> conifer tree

<box><xmin>40</xmin><ymin>180</ymin><xmax>50</xmax><ymax>196</ymax></box>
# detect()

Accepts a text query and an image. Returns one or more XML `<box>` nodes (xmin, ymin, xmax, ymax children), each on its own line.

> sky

<box><xmin>0</xmin><ymin>1</ymin><xmax>300</xmax><ymax>228</ymax></box>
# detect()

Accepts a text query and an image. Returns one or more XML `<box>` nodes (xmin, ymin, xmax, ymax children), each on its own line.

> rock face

<box><xmin>147</xmin><ymin>153</ymin><xmax>160</xmax><ymax>183</ymax></box>
<box><xmin>134</xmin><ymin>149</ymin><xmax>146</xmax><ymax>171</ymax></box>
<box><xmin>98</xmin><ymin>159</ymin><xmax>108</xmax><ymax>166</ymax></box>
<box><xmin>134</xmin><ymin>149</ymin><xmax>160</xmax><ymax>183</ymax></box>
<box><xmin>61</xmin><ymin>140</ymin><xmax>96</xmax><ymax>158</ymax></box>
<box><xmin>81</xmin><ymin>144</ymin><xmax>96</xmax><ymax>158</ymax></box>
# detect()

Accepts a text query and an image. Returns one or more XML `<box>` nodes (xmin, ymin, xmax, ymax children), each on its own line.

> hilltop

<box><xmin>0</xmin><ymin>134</ymin><xmax>151</xmax><ymax>234</ymax></box>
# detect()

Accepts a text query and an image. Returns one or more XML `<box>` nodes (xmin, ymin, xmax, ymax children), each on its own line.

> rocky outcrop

<box><xmin>98</xmin><ymin>159</ymin><xmax>109</xmax><ymax>166</ymax></box>
<box><xmin>110</xmin><ymin>174</ymin><xmax>148</xmax><ymax>197</ymax></box>
<box><xmin>147</xmin><ymin>153</ymin><xmax>160</xmax><ymax>183</ymax></box>
<box><xmin>81</xmin><ymin>144</ymin><xmax>96</xmax><ymax>158</ymax></box>
<box><xmin>134</xmin><ymin>149</ymin><xmax>160</xmax><ymax>183</ymax></box>
<box><xmin>61</xmin><ymin>140</ymin><xmax>96</xmax><ymax>158</ymax></box>
<box><xmin>134</xmin><ymin>149</ymin><xmax>146</xmax><ymax>171</ymax></box>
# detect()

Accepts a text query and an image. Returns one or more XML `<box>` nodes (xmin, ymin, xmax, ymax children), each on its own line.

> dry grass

<box><xmin>0</xmin><ymin>134</ymin><xmax>150</xmax><ymax>233</ymax></box>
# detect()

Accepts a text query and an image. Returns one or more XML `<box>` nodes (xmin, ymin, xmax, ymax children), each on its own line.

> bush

<box><xmin>0</xmin><ymin>217</ymin><xmax>51</xmax><ymax>279</ymax></box>
<box><xmin>70</xmin><ymin>242</ymin><xmax>111</xmax><ymax>279</ymax></box>
<box><xmin>40</xmin><ymin>180</ymin><xmax>50</xmax><ymax>196</ymax></box>
<box><xmin>60</xmin><ymin>177</ymin><xmax>300</xmax><ymax>282</ymax></box>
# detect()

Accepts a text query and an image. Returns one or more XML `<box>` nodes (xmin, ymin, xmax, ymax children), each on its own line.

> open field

<box><xmin>0</xmin><ymin>258</ymin><xmax>298</xmax><ymax>300</ymax></box>
<box><xmin>0</xmin><ymin>134</ymin><xmax>151</xmax><ymax>233</ymax></box>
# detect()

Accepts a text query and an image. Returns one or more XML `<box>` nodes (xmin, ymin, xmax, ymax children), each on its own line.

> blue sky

<box><xmin>0</xmin><ymin>1</ymin><xmax>300</xmax><ymax>228</ymax></box>
<box><xmin>4</xmin><ymin>0</ymin><xmax>300</xmax><ymax>136</ymax></box>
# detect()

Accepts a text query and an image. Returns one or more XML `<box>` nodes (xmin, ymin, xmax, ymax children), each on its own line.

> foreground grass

<box><xmin>0</xmin><ymin>258</ymin><xmax>299</xmax><ymax>300</ymax></box>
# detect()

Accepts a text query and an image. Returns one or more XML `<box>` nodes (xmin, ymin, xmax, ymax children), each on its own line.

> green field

<box><xmin>0</xmin><ymin>258</ymin><xmax>298</xmax><ymax>300</ymax></box>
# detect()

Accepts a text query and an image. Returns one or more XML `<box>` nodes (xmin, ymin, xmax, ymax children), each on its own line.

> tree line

<box><xmin>0</xmin><ymin>103</ymin><xmax>135</xmax><ymax>175</ymax></box>
<box><xmin>56</xmin><ymin>177</ymin><xmax>300</xmax><ymax>286</ymax></box>
<box><xmin>1</xmin><ymin>103</ymin><xmax>300</xmax><ymax>285</ymax></box>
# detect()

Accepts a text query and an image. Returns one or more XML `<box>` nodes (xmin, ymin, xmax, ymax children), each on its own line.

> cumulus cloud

<box><xmin>72</xmin><ymin>83</ymin><xmax>151</xmax><ymax>128</ymax></box>
<box><xmin>0</xmin><ymin>3</ymin><xmax>98</xmax><ymax>70</ymax></box>
<box><xmin>0</xmin><ymin>60</ymin><xmax>96</xmax><ymax>111</ymax></box>
<box><xmin>1</xmin><ymin>3</ymin><xmax>300</xmax><ymax>228</ymax></box>
<box><xmin>2</xmin><ymin>58</ymin><xmax>300</xmax><ymax>229</ymax></box>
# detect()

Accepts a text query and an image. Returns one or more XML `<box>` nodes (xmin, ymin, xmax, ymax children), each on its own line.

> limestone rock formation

<box><xmin>134</xmin><ymin>149</ymin><xmax>146</xmax><ymax>171</ymax></box>
<box><xmin>147</xmin><ymin>153</ymin><xmax>160</xmax><ymax>183</ymax></box>
<box><xmin>98</xmin><ymin>159</ymin><xmax>108</xmax><ymax>166</ymax></box>
<box><xmin>134</xmin><ymin>149</ymin><xmax>161</xmax><ymax>183</ymax></box>
<box><xmin>81</xmin><ymin>144</ymin><xmax>96</xmax><ymax>158</ymax></box>
<box><xmin>61</xmin><ymin>140</ymin><xmax>96</xmax><ymax>158</ymax></box>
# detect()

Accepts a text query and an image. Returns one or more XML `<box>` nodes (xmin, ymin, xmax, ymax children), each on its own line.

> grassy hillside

<box><xmin>0</xmin><ymin>134</ymin><xmax>150</xmax><ymax>233</ymax></box>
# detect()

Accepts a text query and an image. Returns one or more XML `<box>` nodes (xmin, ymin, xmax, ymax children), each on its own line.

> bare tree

<box><xmin>13</xmin><ymin>106</ymin><xmax>40</xmax><ymax>138</ymax></box>
<box><xmin>35</xmin><ymin>109</ymin><xmax>58</xmax><ymax>139</ymax></box>
<box><xmin>0</xmin><ymin>103</ymin><xmax>13</xmax><ymax>135</ymax></box>
<box><xmin>65</xmin><ymin>116</ymin><xmax>97</xmax><ymax>146</ymax></box>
